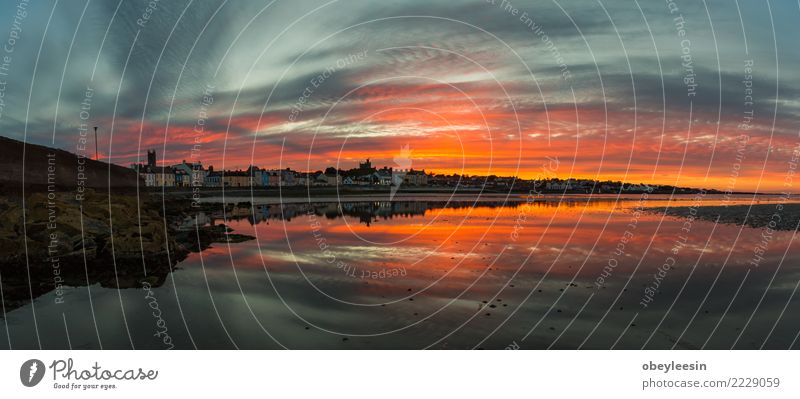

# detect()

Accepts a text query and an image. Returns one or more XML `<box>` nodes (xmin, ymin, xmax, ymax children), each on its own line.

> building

<box><xmin>376</xmin><ymin>167</ymin><xmax>393</xmax><ymax>185</ymax></box>
<box><xmin>546</xmin><ymin>179</ymin><xmax>574</xmax><ymax>191</ymax></box>
<box><xmin>147</xmin><ymin>150</ymin><xmax>156</xmax><ymax>168</ymax></box>
<box><xmin>428</xmin><ymin>173</ymin><xmax>462</xmax><ymax>187</ymax></box>
<box><xmin>138</xmin><ymin>165</ymin><xmax>175</xmax><ymax>187</ymax></box>
<box><xmin>222</xmin><ymin>170</ymin><xmax>251</xmax><ymax>187</ymax></box>
<box><xmin>623</xmin><ymin>183</ymin><xmax>652</xmax><ymax>192</ymax></box>
<box><xmin>140</xmin><ymin>169</ymin><xmax>155</xmax><ymax>186</ymax></box>
<box><xmin>247</xmin><ymin>165</ymin><xmax>269</xmax><ymax>187</ymax></box>
<box><xmin>266</xmin><ymin>170</ymin><xmax>281</xmax><ymax>186</ymax></box>
<box><xmin>154</xmin><ymin>167</ymin><xmax>176</xmax><ymax>187</ymax></box>
<box><xmin>359</xmin><ymin>158</ymin><xmax>373</xmax><ymax>171</ymax></box>
<box><xmin>396</xmin><ymin>169</ymin><xmax>427</xmax><ymax>186</ymax></box>
<box><xmin>174</xmin><ymin>168</ymin><xmax>190</xmax><ymax>187</ymax></box>
<box><xmin>133</xmin><ymin>150</ymin><xmax>176</xmax><ymax>187</ymax></box>
<box><xmin>295</xmin><ymin>172</ymin><xmax>311</xmax><ymax>187</ymax></box>
<box><xmin>262</xmin><ymin>168</ymin><xmax>297</xmax><ymax>186</ymax></box>
<box><xmin>322</xmin><ymin>172</ymin><xmax>341</xmax><ymax>186</ymax></box>
<box><xmin>281</xmin><ymin>168</ymin><xmax>296</xmax><ymax>186</ymax></box>
<box><xmin>205</xmin><ymin>169</ymin><xmax>222</xmax><ymax>187</ymax></box>
<box><xmin>174</xmin><ymin>160</ymin><xmax>208</xmax><ymax>187</ymax></box>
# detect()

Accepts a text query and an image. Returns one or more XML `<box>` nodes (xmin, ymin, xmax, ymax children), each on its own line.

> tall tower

<box><xmin>147</xmin><ymin>150</ymin><xmax>156</xmax><ymax>167</ymax></box>
<box><xmin>359</xmin><ymin>158</ymin><xmax>372</xmax><ymax>170</ymax></box>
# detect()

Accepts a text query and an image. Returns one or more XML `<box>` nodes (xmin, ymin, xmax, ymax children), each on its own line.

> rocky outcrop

<box><xmin>0</xmin><ymin>189</ymin><xmax>254</xmax><ymax>313</ymax></box>
<box><xmin>0</xmin><ymin>189</ymin><xmax>183</xmax><ymax>310</ymax></box>
<box><xmin>1</xmin><ymin>190</ymin><xmax>177</xmax><ymax>264</ymax></box>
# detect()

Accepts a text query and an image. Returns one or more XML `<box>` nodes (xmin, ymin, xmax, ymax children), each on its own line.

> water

<box><xmin>2</xmin><ymin>195</ymin><xmax>799</xmax><ymax>349</ymax></box>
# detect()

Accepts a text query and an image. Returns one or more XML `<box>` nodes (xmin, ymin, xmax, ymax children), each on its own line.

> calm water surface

<box><xmin>3</xmin><ymin>195</ymin><xmax>799</xmax><ymax>349</ymax></box>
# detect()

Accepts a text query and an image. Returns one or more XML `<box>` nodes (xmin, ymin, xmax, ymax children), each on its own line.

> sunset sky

<box><xmin>2</xmin><ymin>0</ymin><xmax>799</xmax><ymax>191</ymax></box>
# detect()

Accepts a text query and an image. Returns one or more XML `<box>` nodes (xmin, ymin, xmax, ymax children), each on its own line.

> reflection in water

<box><xmin>2</xmin><ymin>196</ymin><xmax>799</xmax><ymax>349</ymax></box>
<box><xmin>199</xmin><ymin>200</ymin><xmax>519</xmax><ymax>227</ymax></box>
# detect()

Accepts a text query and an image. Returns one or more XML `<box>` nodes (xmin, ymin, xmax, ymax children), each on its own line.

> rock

<box><xmin>0</xmin><ymin>190</ymin><xmax>189</xmax><ymax>312</ymax></box>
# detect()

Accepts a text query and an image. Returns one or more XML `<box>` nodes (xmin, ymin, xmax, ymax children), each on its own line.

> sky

<box><xmin>0</xmin><ymin>0</ymin><xmax>799</xmax><ymax>191</ymax></box>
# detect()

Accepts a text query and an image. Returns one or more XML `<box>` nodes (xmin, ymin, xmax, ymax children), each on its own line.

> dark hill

<box><xmin>0</xmin><ymin>135</ymin><xmax>141</xmax><ymax>191</ymax></box>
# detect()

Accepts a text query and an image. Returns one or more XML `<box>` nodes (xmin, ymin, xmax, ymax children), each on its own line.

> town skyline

<box><xmin>129</xmin><ymin>147</ymin><xmax>714</xmax><ymax>194</ymax></box>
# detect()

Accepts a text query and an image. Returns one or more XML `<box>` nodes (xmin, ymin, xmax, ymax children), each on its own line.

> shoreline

<box><xmin>149</xmin><ymin>187</ymin><xmax>777</xmax><ymax>205</ymax></box>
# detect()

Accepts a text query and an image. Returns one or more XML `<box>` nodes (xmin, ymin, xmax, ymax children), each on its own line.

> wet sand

<box><xmin>648</xmin><ymin>203</ymin><xmax>800</xmax><ymax>231</ymax></box>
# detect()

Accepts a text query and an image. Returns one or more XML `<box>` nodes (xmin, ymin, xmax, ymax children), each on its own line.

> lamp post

<box><xmin>93</xmin><ymin>126</ymin><xmax>99</xmax><ymax>160</ymax></box>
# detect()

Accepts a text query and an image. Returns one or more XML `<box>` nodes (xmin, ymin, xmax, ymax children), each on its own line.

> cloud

<box><xmin>0</xmin><ymin>0</ymin><xmax>797</xmax><ymax>191</ymax></box>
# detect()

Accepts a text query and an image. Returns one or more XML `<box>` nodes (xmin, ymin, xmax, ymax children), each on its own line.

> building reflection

<box><xmin>187</xmin><ymin>198</ymin><xmax>630</xmax><ymax>228</ymax></box>
<box><xmin>189</xmin><ymin>201</ymin><xmax>529</xmax><ymax>227</ymax></box>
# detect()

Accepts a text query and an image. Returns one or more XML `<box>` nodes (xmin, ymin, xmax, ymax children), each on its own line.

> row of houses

<box><xmin>131</xmin><ymin>151</ymin><xmax>426</xmax><ymax>188</ymax></box>
<box><xmin>131</xmin><ymin>151</ymin><xmax>657</xmax><ymax>192</ymax></box>
<box><xmin>340</xmin><ymin>167</ymin><xmax>428</xmax><ymax>186</ymax></box>
<box><xmin>544</xmin><ymin>179</ymin><xmax>653</xmax><ymax>192</ymax></box>
<box><xmin>426</xmin><ymin>174</ymin><xmax>657</xmax><ymax>193</ymax></box>
<box><xmin>134</xmin><ymin>163</ymin><xmax>341</xmax><ymax>188</ymax></box>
